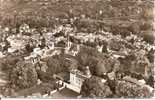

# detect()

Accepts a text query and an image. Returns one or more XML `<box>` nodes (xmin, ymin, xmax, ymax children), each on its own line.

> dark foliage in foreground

<box><xmin>81</xmin><ymin>76</ymin><xmax>112</xmax><ymax>98</ymax></box>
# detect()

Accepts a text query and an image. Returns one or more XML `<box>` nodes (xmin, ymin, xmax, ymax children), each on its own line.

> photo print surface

<box><xmin>0</xmin><ymin>0</ymin><xmax>154</xmax><ymax>99</ymax></box>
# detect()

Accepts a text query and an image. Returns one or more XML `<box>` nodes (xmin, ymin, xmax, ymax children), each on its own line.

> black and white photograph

<box><xmin>0</xmin><ymin>0</ymin><xmax>154</xmax><ymax>99</ymax></box>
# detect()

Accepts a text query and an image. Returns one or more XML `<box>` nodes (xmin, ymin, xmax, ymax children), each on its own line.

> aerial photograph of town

<box><xmin>0</xmin><ymin>0</ymin><xmax>154</xmax><ymax>99</ymax></box>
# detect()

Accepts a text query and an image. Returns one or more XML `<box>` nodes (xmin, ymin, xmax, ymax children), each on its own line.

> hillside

<box><xmin>0</xmin><ymin>0</ymin><xmax>154</xmax><ymax>41</ymax></box>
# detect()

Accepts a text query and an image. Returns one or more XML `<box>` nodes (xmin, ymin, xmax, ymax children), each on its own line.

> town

<box><xmin>0</xmin><ymin>0</ymin><xmax>154</xmax><ymax>98</ymax></box>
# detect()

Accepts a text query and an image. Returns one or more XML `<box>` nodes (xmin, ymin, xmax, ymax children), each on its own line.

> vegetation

<box><xmin>0</xmin><ymin>0</ymin><xmax>154</xmax><ymax>98</ymax></box>
<box><xmin>115</xmin><ymin>80</ymin><xmax>153</xmax><ymax>98</ymax></box>
<box><xmin>81</xmin><ymin>76</ymin><xmax>112</xmax><ymax>98</ymax></box>
<box><xmin>9</xmin><ymin>61</ymin><xmax>38</xmax><ymax>91</ymax></box>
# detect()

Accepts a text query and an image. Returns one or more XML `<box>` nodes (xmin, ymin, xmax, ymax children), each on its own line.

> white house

<box><xmin>70</xmin><ymin>70</ymin><xmax>85</xmax><ymax>88</ymax></box>
<box><xmin>54</xmin><ymin>66</ymin><xmax>92</xmax><ymax>93</ymax></box>
<box><xmin>69</xmin><ymin>66</ymin><xmax>92</xmax><ymax>91</ymax></box>
<box><xmin>7</xmin><ymin>35</ymin><xmax>29</xmax><ymax>50</ymax></box>
<box><xmin>97</xmin><ymin>45</ymin><xmax>103</xmax><ymax>53</ymax></box>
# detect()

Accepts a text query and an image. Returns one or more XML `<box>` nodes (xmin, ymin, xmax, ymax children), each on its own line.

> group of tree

<box><xmin>76</xmin><ymin>43</ymin><xmax>154</xmax><ymax>98</ymax></box>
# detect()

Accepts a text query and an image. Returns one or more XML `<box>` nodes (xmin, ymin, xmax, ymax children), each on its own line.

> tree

<box><xmin>81</xmin><ymin>76</ymin><xmax>112</xmax><ymax>98</ymax></box>
<box><xmin>9</xmin><ymin>61</ymin><xmax>38</xmax><ymax>91</ymax></box>
<box><xmin>76</xmin><ymin>46</ymin><xmax>105</xmax><ymax>75</ymax></box>
<box><xmin>128</xmin><ymin>22</ymin><xmax>140</xmax><ymax>35</ymax></box>
<box><xmin>129</xmin><ymin>50</ymin><xmax>153</xmax><ymax>79</ymax></box>
<box><xmin>0</xmin><ymin>54</ymin><xmax>24</xmax><ymax>73</ymax></box>
<box><xmin>118</xmin><ymin>51</ymin><xmax>153</xmax><ymax>80</ymax></box>
<box><xmin>64</xmin><ymin>57</ymin><xmax>79</xmax><ymax>71</ymax></box>
<box><xmin>95</xmin><ymin>57</ymin><xmax>120</xmax><ymax>77</ymax></box>
<box><xmin>95</xmin><ymin>60</ymin><xmax>109</xmax><ymax>76</ymax></box>
<box><xmin>115</xmin><ymin>80</ymin><xmax>153</xmax><ymax>98</ymax></box>
<box><xmin>147</xmin><ymin>48</ymin><xmax>154</xmax><ymax>63</ymax></box>
<box><xmin>36</xmin><ymin>70</ymin><xmax>54</xmax><ymax>83</ymax></box>
<box><xmin>35</xmin><ymin>54</ymin><xmax>68</xmax><ymax>83</ymax></box>
<box><xmin>108</xmin><ymin>39</ymin><xmax>124</xmax><ymax>51</ymax></box>
<box><xmin>40</xmin><ymin>54</ymin><xmax>67</xmax><ymax>76</ymax></box>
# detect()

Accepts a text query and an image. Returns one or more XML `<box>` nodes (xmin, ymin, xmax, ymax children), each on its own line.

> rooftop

<box><xmin>70</xmin><ymin>68</ymin><xmax>91</xmax><ymax>79</ymax></box>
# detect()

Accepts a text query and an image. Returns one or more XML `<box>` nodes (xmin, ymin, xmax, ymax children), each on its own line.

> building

<box><xmin>70</xmin><ymin>66</ymin><xmax>91</xmax><ymax>88</ymax></box>
<box><xmin>7</xmin><ymin>35</ymin><xmax>30</xmax><ymax>51</ymax></box>
<box><xmin>24</xmin><ymin>53</ymin><xmax>41</xmax><ymax>64</ymax></box>
<box><xmin>65</xmin><ymin>42</ymin><xmax>80</xmax><ymax>56</ymax></box>
<box><xmin>54</xmin><ymin>66</ymin><xmax>92</xmax><ymax>93</ymax></box>
<box><xmin>70</xmin><ymin>70</ymin><xmax>85</xmax><ymax>88</ymax></box>
<box><xmin>96</xmin><ymin>45</ymin><xmax>103</xmax><ymax>53</ymax></box>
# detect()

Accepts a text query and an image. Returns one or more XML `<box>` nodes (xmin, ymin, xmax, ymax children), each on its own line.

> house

<box><xmin>48</xmin><ymin>42</ymin><xmax>55</xmax><ymax>50</ymax></box>
<box><xmin>7</xmin><ymin>35</ymin><xmax>30</xmax><ymax>50</ymax></box>
<box><xmin>54</xmin><ymin>66</ymin><xmax>92</xmax><ymax>93</ymax></box>
<box><xmin>33</xmin><ymin>48</ymin><xmax>44</xmax><ymax>56</ymax></box>
<box><xmin>24</xmin><ymin>53</ymin><xmax>41</xmax><ymax>64</ymax></box>
<box><xmin>19</xmin><ymin>23</ymin><xmax>30</xmax><ymax>34</ymax></box>
<box><xmin>65</xmin><ymin>42</ymin><xmax>80</xmax><ymax>56</ymax></box>
<box><xmin>96</xmin><ymin>45</ymin><xmax>103</xmax><ymax>53</ymax></box>
<box><xmin>70</xmin><ymin>66</ymin><xmax>91</xmax><ymax>88</ymax></box>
